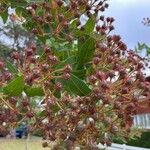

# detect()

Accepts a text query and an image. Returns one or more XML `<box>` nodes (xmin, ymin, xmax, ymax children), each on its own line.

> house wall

<box><xmin>134</xmin><ymin>113</ymin><xmax>150</xmax><ymax>129</ymax></box>
<box><xmin>133</xmin><ymin>92</ymin><xmax>150</xmax><ymax>129</ymax></box>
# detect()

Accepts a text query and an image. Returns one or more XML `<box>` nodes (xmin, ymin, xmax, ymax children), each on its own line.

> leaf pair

<box><xmin>3</xmin><ymin>74</ymin><xmax>91</xmax><ymax>97</ymax></box>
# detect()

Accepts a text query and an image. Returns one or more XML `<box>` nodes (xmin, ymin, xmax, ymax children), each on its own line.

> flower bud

<box><xmin>46</xmin><ymin>14</ymin><xmax>53</xmax><ymax>22</ymax></box>
<box><xmin>93</xmin><ymin>57</ymin><xmax>101</xmax><ymax>65</ymax></box>
<box><xmin>96</xmin><ymin>71</ymin><xmax>105</xmax><ymax>80</ymax></box>
<box><xmin>96</xmin><ymin>25</ymin><xmax>101</xmax><ymax>32</ymax></box>
<box><xmin>55</xmin><ymin>82</ymin><xmax>63</xmax><ymax>90</ymax></box>
<box><xmin>42</xmin><ymin>63</ymin><xmax>49</xmax><ymax>72</ymax></box>
<box><xmin>22</xmin><ymin>100</ymin><xmax>29</xmax><ymax>107</ymax></box>
<box><xmin>48</xmin><ymin>55</ymin><xmax>58</xmax><ymax>64</ymax></box>
<box><xmin>63</xmin><ymin>73</ymin><xmax>71</xmax><ymax>80</ymax></box>
<box><xmin>26</xmin><ymin>111</ymin><xmax>34</xmax><ymax>118</ymax></box>
<box><xmin>11</xmin><ymin>51</ymin><xmax>20</xmax><ymax>60</ymax></box>
<box><xmin>0</xmin><ymin>61</ymin><xmax>4</xmax><ymax>69</ymax></box>
<box><xmin>31</xmin><ymin>2</ymin><xmax>37</xmax><ymax>10</ymax></box>
<box><xmin>100</xmin><ymin>15</ymin><xmax>104</xmax><ymax>21</ymax></box>
<box><xmin>57</xmin><ymin>0</ymin><xmax>63</xmax><ymax>7</ymax></box>
<box><xmin>26</xmin><ymin>48</ymin><xmax>33</xmax><ymax>57</ymax></box>
<box><xmin>89</xmin><ymin>75</ymin><xmax>97</xmax><ymax>84</ymax></box>
<box><xmin>64</xmin><ymin>64</ymin><xmax>72</xmax><ymax>73</ymax></box>
<box><xmin>32</xmin><ymin>72</ymin><xmax>39</xmax><ymax>80</ymax></box>
<box><xmin>58</xmin><ymin>14</ymin><xmax>64</xmax><ymax>22</ymax></box>
<box><xmin>4</xmin><ymin>72</ymin><xmax>12</xmax><ymax>81</ymax></box>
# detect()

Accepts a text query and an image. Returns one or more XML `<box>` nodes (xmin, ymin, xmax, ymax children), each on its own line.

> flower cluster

<box><xmin>0</xmin><ymin>0</ymin><xmax>150</xmax><ymax>149</ymax></box>
<box><xmin>26</xmin><ymin>0</ymin><xmax>110</xmax><ymax>42</ymax></box>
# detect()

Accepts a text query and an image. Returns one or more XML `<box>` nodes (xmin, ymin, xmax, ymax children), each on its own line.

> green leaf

<box><xmin>55</xmin><ymin>56</ymin><xmax>76</xmax><ymax>69</ymax></box>
<box><xmin>24</xmin><ymin>87</ymin><xmax>44</xmax><ymax>97</ymax></box>
<box><xmin>9</xmin><ymin>0</ymin><xmax>27</xmax><ymax>7</ymax></box>
<box><xmin>72</xmin><ymin>16</ymin><xmax>96</xmax><ymax>37</ymax></box>
<box><xmin>147</xmin><ymin>48</ymin><xmax>150</xmax><ymax>55</ymax></box>
<box><xmin>6</xmin><ymin>61</ymin><xmax>18</xmax><ymax>74</ymax></box>
<box><xmin>39</xmin><ymin>52</ymin><xmax>47</xmax><ymax>61</ymax></box>
<box><xmin>37</xmin><ymin>35</ymin><xmax>47</xmax><ymax>44</ymax></box>
<box><xmin>3</xmin><ymin>76</ymin><xmax>24</xmax><ymax>96</ymax></box>
<box><xmin>37</xmin><ymin>110</ymin><xmax>46</xmax><ymax>117</ymax></box>
<box><xmin>54</xmin><ymin>90</ymin><xmax>61</xmax><ymax>98</ymax></box>
<box><xmin>72</xmin><ymin>69</ymin><xmax>86</xmax><ymax>79</ymax></box>
<box><xmin>77</xmin><ymin>36</ymin><xmax>95</xmax><ymax>68</ymax></box>
<box><xmin>70</xmin><ymin>19</ymin><xmax>78</xmax><ymax>29</ymax></box>
<box><xmin>51</xmin><ymin>104</ymin><xmax>60</xmax><ymax>113</ymax></box>
<box><xmin>84</xmin><ymin>16</ymin><xmax>96</xmax><ymax>34</ymax></box>
<box><xmin>15</xmin><ymin>7</ymin><xmax>27</xmax><ymax>17</ymax></box>
<box><xmin>0</xmin><ymin>87</ymin><xmax>3</xmax><ymax>93</ymax></box>
<box><xmin>61</xmin><ymin>74</ymin><xmax>91</xmax><ymax>96</ymax></box>
<box><xmin>55</xmin><ymin>56</ymin><xmax>86</xmax><ymax>79</ymax></box>
<box><xmin>0</xmin><ymin>9</ymin><xmax>8</xmax><ymax>24</ymax></box>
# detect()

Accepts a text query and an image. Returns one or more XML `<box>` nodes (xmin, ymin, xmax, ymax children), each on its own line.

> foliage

<box><xmin>140</xmin><ymin>17</ymin><xmax>150</xmax><ymax>63</ymax></box>
<box><xmin>135</xmin><ymin>42</ymin><xmax>150</xmax><ymax>69</ymax></box>
<box><xmin>135</xmin><ymin>42</ymin><xmax>150</xmax><ymax>56</ymax></box>
<box><xmin>113</xmin><ymin>130</ymin><xmax>150</xmax><ymax>148</ymax></box>
<box><xmin>0</xmin><ymin>0</ymin><xmax>150</xmax><ymax>149</ymax></box>
<box><xmin>0</xmin><ymin>42</ymin><xmax>12</xmax><ymax>59</ymax></box>
<box><xmin>127</xmin><ymin>131</ymin><xmax>150</xmax><ymax>148</ymax></box>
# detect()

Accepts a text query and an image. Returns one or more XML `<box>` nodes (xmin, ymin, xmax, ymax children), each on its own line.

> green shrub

<box><xmin>127</xmin><ymin>131</ymin><xmax>150</xmax><ymax>148</ymax></box>
<box><xmin>113</xmin><ymin>131</ymin><xmax>150</xmax><ymax>148</ymax></box>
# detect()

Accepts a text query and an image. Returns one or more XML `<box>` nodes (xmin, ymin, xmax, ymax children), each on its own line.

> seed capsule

<box><xmin>57</xmin><ymin>0</ymin><xmax>63</xmax><ymax>7</ymax></box>
<box><xmin>0</xmin><ymin>61</ymin><xmax>4</xmax><ymax>69</ymax></box>
<box><xmin>55</xmin><ymin>82</ymin><xmax>63</xmax><ymax>90</ymax></box>
<box><xmin>48</xmin><ymin>55</ymin><xmax>58</xmax><ymax>64</ymax></box>
<box><xmin>26</xmin><ymin>48</ymin><xmax>33</xmax><ymax>57</ymax></box>
<box><xmin>11</xmin><ymin>51</ymin><xmax>20</xmax><ymax>60</ymax></box>
<box><xmin>64</xmin><ymin>65</ymin><xmax>72</xmax><ymax>73</ymax></box>
<box><xmin>63</xmin><ymin>73</ymin><xmax>71</xmax><ymax>80</ymax></box>
<box><xmin>26</xmin><ymin>111</ymin><xmax>34</xmax><ymax>118</ymax></box>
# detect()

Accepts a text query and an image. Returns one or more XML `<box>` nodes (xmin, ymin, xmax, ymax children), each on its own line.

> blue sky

<box><xmin>104</xmin><ymin>0</ymin><xmax>150</xmax><ymax>49</ymax></box>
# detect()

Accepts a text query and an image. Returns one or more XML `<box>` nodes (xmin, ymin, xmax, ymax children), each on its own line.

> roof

<box><xmin>136</xmin><ymin>76</ymin><xmax>150</xmax><ymax>114</ymax></box>
<box><xmin>136</xmin><ymin>99</ymin><xmax>150</xmax><ymax>114</ymax></box>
